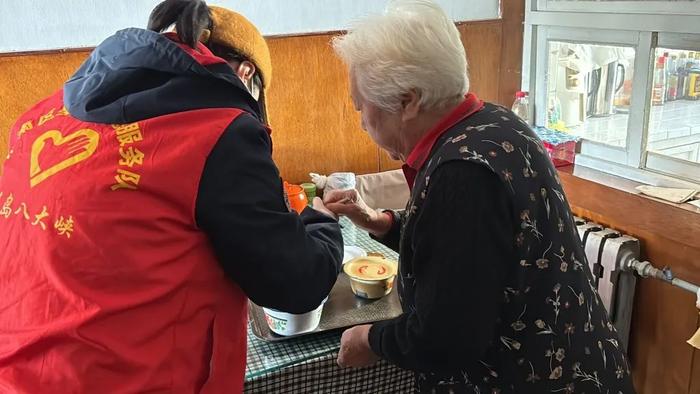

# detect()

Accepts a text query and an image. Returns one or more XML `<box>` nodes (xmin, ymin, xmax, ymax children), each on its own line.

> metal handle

<box><xmin>587</xmin><ymin>69</ymin><xmax>601</xmax><ymax>97</ymax></box>
<box><xmin>615</xmin><ymin>64</ymin><xmax>626</xmax><ymax>93</ymax></box>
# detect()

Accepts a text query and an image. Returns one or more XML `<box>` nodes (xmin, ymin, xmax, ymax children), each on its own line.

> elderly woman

<box><xmin>324</xmin><ymin>1</ymin><xmax>636</xmax><ymax>393</ymax></box>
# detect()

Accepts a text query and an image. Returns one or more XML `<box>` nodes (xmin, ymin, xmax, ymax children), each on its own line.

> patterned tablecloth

<box><xmin>244</xmin><ymin>218</ymin><xmax>415</xmax><ymax>393</ymax></box>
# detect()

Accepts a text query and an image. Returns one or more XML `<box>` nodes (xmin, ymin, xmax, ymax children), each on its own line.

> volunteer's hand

<box><xmin>323</xmin><ymin>189</ymin><xmax>392</xmax><ymax>237</ymax></box>
<box><xmin>312</xmin><ymin>197</ymin><xmax>338</xmax><ymax>220</ymax></box>
<box><xmin>337</xmin><ymin>324</ymin><xmax>380</xmax><ymax>368</ymax></box>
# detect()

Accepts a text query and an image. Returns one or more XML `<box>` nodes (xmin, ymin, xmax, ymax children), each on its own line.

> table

<box><xmin>244</xmin><ymin>219</ymin><xmax>415</xmax><ymax>393</ymax></box>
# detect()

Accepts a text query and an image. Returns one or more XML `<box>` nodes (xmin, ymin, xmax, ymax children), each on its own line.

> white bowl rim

<box><xmin>343</xmin><ymin>245</ymin><xmax>367</xmax><ymax>264</ymax></box>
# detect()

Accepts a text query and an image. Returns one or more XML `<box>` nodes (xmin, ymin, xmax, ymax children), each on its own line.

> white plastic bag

<box><xmin>309</xmin><ymin>172</ymin><xmax>356</xmax><ymax>192</ymax></box>
<box><xmin>309</xmin><ymin>172</ymin><xmax>358</xmax><ymax>246</ymax></box>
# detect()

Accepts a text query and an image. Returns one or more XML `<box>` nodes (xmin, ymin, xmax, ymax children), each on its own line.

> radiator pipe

<box><xmin>623</xmin><ymin>258</ymin><xmax>700</xmax><ymax>295</ymax></box>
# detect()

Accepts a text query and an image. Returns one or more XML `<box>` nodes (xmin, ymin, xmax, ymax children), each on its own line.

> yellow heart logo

<box><xmin>30</xmin><ymin>129</ymin><xmax>100</xmax><ymax>187</ymax></box>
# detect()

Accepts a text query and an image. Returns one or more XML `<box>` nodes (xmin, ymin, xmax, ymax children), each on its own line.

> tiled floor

<box><xmin>567</xmin><ymin>99</ymin><xmax>700</xmax><ymax>163</ymax></box>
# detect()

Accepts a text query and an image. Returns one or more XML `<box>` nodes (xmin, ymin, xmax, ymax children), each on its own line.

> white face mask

<box><xmin>249</xmin><ymin>77</ymin><xmax>261</xmax><ymax>102</ymax></box>
<box><xmin>237</xmin><ymin>64</ymin><xmax>261</xmax><ymax>101</ymax></box>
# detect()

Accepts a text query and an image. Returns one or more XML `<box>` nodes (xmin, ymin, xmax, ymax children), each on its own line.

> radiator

<box><xmin>574</xmin><ymin>216</ymin><xmax>639</xmax><ymax>352</ymax></box>
<box><xmin>573</xmin><ymin>216</ymin><xmax>700</xmax><ymax>353</ymax></box>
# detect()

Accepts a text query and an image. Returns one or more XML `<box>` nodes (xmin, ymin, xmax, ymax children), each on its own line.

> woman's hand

<box><xmin>323</xmin><ymin>190</ymin><xmax>392</xmax><ymax>237</ymax></box>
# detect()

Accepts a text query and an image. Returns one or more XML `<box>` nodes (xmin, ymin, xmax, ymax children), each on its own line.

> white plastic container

<box><xmin>263</xmin><ymin>300</ymin><xmax>326</xmax><ymax>336</ymax></box>
<box><xmin>309</xmin><ymin>171</ymin><xmax>359</xmax><ymax>245</ymax></box>
<box><xmin>344</xmin><ymin>256</ymin><xmax>398</xmax><ymax>300</ymax></box>
<box><xmin>512</xmin><ymin>91</ymin><xmax>530</xmax><ymax>122</ymax></box>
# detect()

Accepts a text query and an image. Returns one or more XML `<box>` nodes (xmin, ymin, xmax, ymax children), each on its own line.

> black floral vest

<box><xmin>400</xmin><ymin>103</ymin><xmax>635</xmax><ymax>393</ymax></box>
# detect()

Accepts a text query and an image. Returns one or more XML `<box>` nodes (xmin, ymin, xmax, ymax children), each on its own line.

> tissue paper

<box><xmin>689</xmin><ymin>290</ymin><xmax>700</xmax><ymax>350</ymax></box>
<box><xmin>635</xmin><ymin>185</ymin><xmax>698</xmax><ymax>204</ymax></box>
<box><xmin>688</xmin><ymin>317</ymin><xmax>700</xmax><ymax>350</ymax></box>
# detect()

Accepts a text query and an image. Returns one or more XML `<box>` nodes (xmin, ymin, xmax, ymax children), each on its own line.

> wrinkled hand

<box><xmin>337</xmin><ymin>324</ymin><xmax>380</xmax><ymax>368</ymax></box>
<box><xmin>312</xmin><ymin>197</ymin><xmax>338</xmax><ymax>220</ymax></box>
<box><xmin>323</xmin><ymin>190</ymin><xmax>391</xmax><ymax>236</ymax></box>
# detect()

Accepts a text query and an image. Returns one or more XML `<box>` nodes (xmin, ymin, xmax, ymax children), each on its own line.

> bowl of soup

<box><xmin>343</xmin><ymin>256</ymin><xmax>398</xmax><ymax>299</ymax></box>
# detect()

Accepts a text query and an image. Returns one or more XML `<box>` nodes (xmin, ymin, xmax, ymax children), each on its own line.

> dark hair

<box><xmin>147</xmin><ymin>0</ymin><xmax>211</xmax><ymax>49</ymax></box>
<box><xmin>149</xmin><ymin>2</ymin><xmax>268</xmax><ymax>123</ymax></box>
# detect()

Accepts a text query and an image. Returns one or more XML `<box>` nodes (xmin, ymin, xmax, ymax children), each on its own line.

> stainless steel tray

<box><xmin>249</xmin><ymin>273</ymin><xmax>402</xmax><ymax>341</ymax></box>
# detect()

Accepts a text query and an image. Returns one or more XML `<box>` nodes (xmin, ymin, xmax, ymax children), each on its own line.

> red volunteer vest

<box><xmin>0</xmin><ymin>91</ymin><xmax>248</xmax><ymax>393</ymax></box>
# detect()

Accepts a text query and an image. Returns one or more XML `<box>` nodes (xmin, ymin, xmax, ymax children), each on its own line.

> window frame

<box><xmin>644</xmin><ymin>33</ymin><xmax>700</xmax><ymax>182</ymax></box>
<box><xmin>536</xmin><ymin>0</ymin><xmax>700</xmax><ymax>15</ymax></box>
<box><xmin>525</xmin><ymin>0</ymin><xmax>700</xmax><ymax>187</ymax></box>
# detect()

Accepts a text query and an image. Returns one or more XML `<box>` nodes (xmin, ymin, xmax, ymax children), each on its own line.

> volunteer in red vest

<box><xmin>0</xmin><ymin>1</ymin><xmax>342</xmax><ymax>392</ymax></box>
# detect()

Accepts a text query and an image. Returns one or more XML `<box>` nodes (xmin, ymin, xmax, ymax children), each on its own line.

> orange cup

<box><xmin>284</xmin><ymin>182</ymin><xmax>308</xmax><ymax>214</ymax></box>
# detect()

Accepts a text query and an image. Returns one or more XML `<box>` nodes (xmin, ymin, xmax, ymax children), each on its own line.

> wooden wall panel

<box><xmin>460</xmin><ymin>21</ymin><xmax>503</xmax><ymax>104</ymax></box>
<box><xmin>0</xmin><ymin>2</ymin><xmax>525</xmax><ymax>182</ymax></box>
<box><xmin>499</xmin><ymin>0</ymin><xmax>525</xmax><ymax>106</ymax></box>
<box><xmin>266</xmin><ymin>33</ymin><xmax>379</xmax><ymax>183</ymax></box>
<box><xmin>560</xmin><ymin>170</ymin><xmax>700</xmax><ymax>394</ymax></box>
<box><xmin>0</xmin><ymin>51</ymin><xmax>90</xmax><ymax>164</ymax></box>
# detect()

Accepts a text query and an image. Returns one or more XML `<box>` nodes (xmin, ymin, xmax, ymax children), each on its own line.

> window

<box><xmin>546</xmin><ymin>42</ymin><xmax>636</xmax><ymax>148</ymax></box>
<box><xmin>647</xmin><ymin>48</ymin><xmax>700</xmax><ymax>165</ymax></box>
<box><xmin>526</xmin><ymin>0</ymin><xmax>700</xmax><ymax>187</ymax></box>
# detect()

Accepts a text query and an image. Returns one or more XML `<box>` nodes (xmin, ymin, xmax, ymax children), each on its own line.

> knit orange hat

<box><xmin>208</xmin><ymin>6</ymin><xmax>272</xmax><ymax>91</ymax></box>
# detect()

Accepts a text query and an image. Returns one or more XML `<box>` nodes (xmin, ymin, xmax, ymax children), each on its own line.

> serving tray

<box><xmin>249</xmin><ymin>273</ymin><xmax>402</xmax><ymax>342</ymax></box>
